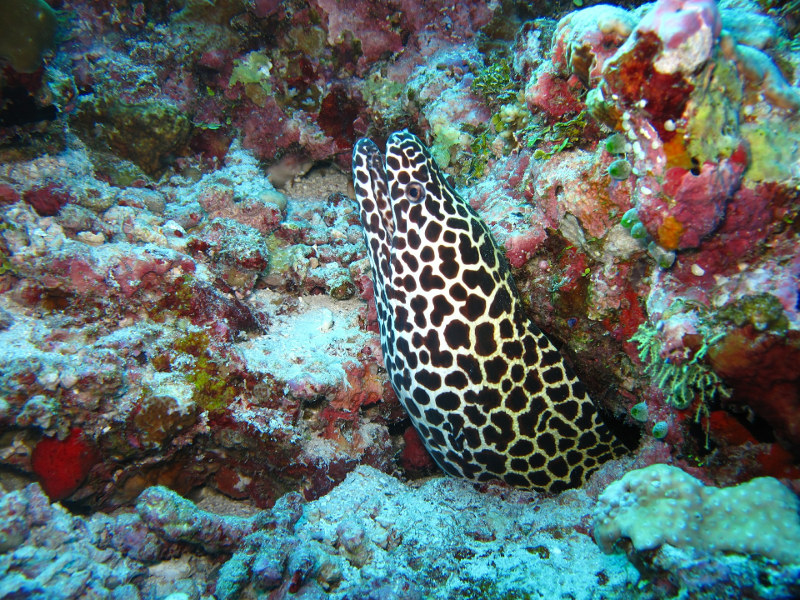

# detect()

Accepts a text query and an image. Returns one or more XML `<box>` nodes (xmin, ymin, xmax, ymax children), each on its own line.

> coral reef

<box><xmin>1</xmin><ymin>468</ymin><xmax>642</xmax><ymax>599</ymax></box>
<box><xmin>0</xmin><ymin>0</ymin><xmax>798</xmax><ymax>597</ymax></box>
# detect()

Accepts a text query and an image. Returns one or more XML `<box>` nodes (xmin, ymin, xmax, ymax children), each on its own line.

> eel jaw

<box><xmin>353</xmin><ymin>138</ymin><xmax>394</xmax><ymax>242</ymax></box>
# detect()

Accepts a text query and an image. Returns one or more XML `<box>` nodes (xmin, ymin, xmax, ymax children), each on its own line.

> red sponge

<box><xmin>31</xmin><ymin>427</ymin><xmax>99</xmax><ymax>501</ymax></box>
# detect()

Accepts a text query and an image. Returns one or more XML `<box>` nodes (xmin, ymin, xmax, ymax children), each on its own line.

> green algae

<box><xmin>0</xmin><ymin>220</ymin><xmax>18</xmax><ymax>276</ymax></box>
<box><xmin>467</xmin><ymin>129</ymin><xmax>492</xmax><ymax>179</ymax></box>
<box><xmin>630</xmin><ymin>221</ymin><xmax>647</xmax><ymax>239</ymax></box>
<box><xmin>229</xmin><ymin>51</ymin><xmax>274</xmax><ymax>107</ymax></box>
<box><xmin>455</xmin><ymin>576</ymin><xmax>534</xmax><ymax>600</ymax></box>
<box><xmin>652</xmin><ymin>421</ymin><xmax>668</xmax><ymax>439</ymax></box>
<box><xmin>71</xmin><ymin>97</ymin><xmax>192</xmax><ymax>178</ymax></box>
<box><xmin>630</xmin><ymin>402</ymin><xmax>649</xmax><ymax>422</ymax></box>
<box><xmin>608</xmin><ymin>158</ymin><xmax>632</xmax><ymax>180</ymax></box>
<box><xmin>604</xmin><ymin>133</ymin><xmax>628</xmax><ymax>156</ymax></box>
<box><xmin>741</xmin><ymin>120</ymin><xmax>800</xmax><ymax>183</ymax></box>
<box><xmin>471</xmin><ymin>58</ymin><xmax>519</xmax><ymax>105</ymax></box>
<box><xmin>620</xmin><ymin>208</ymin><xmax>639</xmax><ymax>229</ymax></box>
<box><xmin>362</xmin><ymin>72</ymin><xmax>405</xmax><ymax>119</ymax></box>
<box><xmin>174</xmin><ymin>330</ymin><xmax>242</xmax><ymax>412</ymax></box>
<box><xmin>528</xmin><ymin>110</ymin><xmax>589</xmax><ymax>160</ymax></box>
<box><xmin>717</xmin><ymin>293</ymin><xmax>789</xmax><ymax>334</ymax></box>
<box><xmin>265</xmin><ymin>238</ymin><xmax>309</xmax><ymax>280</ymax></box>
<box><xmin>684</xmin><ymin>58</ymin><xmax>742</xmax><ymax>164</ymax></box>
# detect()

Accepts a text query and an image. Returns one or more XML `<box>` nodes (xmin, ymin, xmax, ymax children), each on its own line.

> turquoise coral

<box><xmin>594</xmin><ymin>464</ymin><xmax>800</xmax><ymax>564</ymax></box>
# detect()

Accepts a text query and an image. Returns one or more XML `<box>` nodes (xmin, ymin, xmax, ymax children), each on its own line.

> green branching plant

<box><xmin>471</xmin><ymin>58</ymin><xmax>519</xmax><ymax>105</ymax></box>
<box><xmin>527</xmin><ymin>110</ymin><xmax>590</xmax><ymax>159</ymax></box>
<box><xmin>629</xmin><ymin>319</ymin><xmax>730</xmax><ymax>411</ymax></box>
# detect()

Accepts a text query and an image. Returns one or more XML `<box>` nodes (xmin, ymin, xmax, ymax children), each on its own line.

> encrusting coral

<box><xmin>593</xmin><ymin>463</ymin><xmax>800</xmax><ymax>565</ymax></box>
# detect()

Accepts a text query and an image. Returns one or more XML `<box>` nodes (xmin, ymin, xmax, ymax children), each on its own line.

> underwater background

<box><xmin>1</xmin><ymin>0</ymin><xmax>800</xmax><ymax>598</ymax></box>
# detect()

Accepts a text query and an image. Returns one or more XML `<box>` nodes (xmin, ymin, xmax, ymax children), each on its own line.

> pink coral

<box><xmin>601</xmin><ymin>0</ymin><xmax>721</xmax><ymax>126</ymax></box>
<box><xmin>551</xmin><ymin>5</ymin><xmax>636</xmax><ymax>87</ymax></box>
<box><xmin>637</xmin><ymin>0</ymin><xmax>721</xmax><ymax>57</ymax></box>
<box><xmin>526</xmin><ymin>69</ymin><xmax>585</xmax><ymax>119</ymax></box>
<box><xmin>636</xmin><ymin>145</ymin><xmax>748</xmax><ymax>250</ymax></box>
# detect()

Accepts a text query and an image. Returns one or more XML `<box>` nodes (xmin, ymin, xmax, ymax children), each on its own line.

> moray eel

<box><xmin>352</xmin><ymin>130</ymin><xmax>625</xmax><ymax>492</ymax></box>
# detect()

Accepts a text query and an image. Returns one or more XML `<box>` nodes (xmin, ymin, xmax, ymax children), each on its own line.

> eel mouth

<box><xmin>354</xmin><ymin>137</ymin><xmax>387</xmax><ymax>189</ymax></box>
<box><xmin>352</xmin><ymin>137</ymin><xmax>394</xmax><ymax>241</ymax></box>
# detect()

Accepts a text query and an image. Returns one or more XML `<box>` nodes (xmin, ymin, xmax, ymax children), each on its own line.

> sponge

<box><xmin>0</xmin><ymin>0</ymin><xmax>57</xmax><ymax>73</ymax></box>
<box><xmin>593</xmin><ymin>464</ymin><xmax>800</xmax><ymax>565</ymax></box>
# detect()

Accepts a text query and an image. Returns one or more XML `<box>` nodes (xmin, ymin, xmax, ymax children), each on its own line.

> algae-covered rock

<box><xmin>0</xmin><ymin>0</ymin><xmax>57</xmax><ymax>73</ymax></box>
<box><xmin>70</xmin><ymin>97</ymin><xmax>193</xmax><ymax>178</ymax></box>
<box><xmin>741</xmin><ymin>120</ymin><xmax>800</xmax><ymax>183</ymax></box>
<box><xmin>132</xmin><ymin>394</ymin><xmax>199</xmax><ymax>449</ymax></box>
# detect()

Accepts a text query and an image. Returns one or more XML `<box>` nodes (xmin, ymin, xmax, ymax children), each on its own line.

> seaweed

<box><xmin>528</xmin><ymin>110</ymin><xmax>590</xmax><ymax>159</ymax></box>
<box><xmin>471</xmin><ymin>58</ymin><xmax>519</xmax><ymax>105</ymax></box>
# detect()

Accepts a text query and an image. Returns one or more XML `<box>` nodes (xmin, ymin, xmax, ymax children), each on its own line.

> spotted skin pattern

<box><xmin>352</xmin><ymin>131</ymin><xmax>625</xmax><ymax>492</ymax></box>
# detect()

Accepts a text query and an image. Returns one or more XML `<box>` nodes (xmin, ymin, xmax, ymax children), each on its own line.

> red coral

<box><xmin>314</xmin><ymin>0</ymin><xmax>403</xmax><ymax>65</ymax></box>
<box><xmin>676</xmin><ymin>181</ymin><xmax>792</xmax><ymax>278</ymax></box>
<box><xmin>31</xmin><ymin>427</ymin><xmax>100</xmax><ymax>501</ymax></box>
<box><xmin>602</xmin><ymin>0</ymin><xmax>720</xmax><ymax>129</ymax></box>
<box><xmin>710</xmin><ymin>329</ymin><xmax>800</xmax><ymax>451</ymax></box>
<box><xmin>214</xmin><ymin>466</ymin><xmax>252</xmax><ymax>500</ymax></box>
<box><xmin>251</xmin><ymin>0</ymin><xmax>282</xmax><ymax>19</ymax></box>
<box><xmin>636</xmin><ymin>148</ymin><xmax>746</xmax><ymax>250</ymax></box>
<box><xmin>0</xmin><ymin>184</ymin><xmax>21</xmax><ymax>206</ymax></box>
<box><xmin>23</xmin><ymin>184</ymin><xmax>72</xmax><ymax>217</ymax></box>
<box><xmin>603</xmin><ymin>33</ymin><xmax>694</xmax><ymax>127</ymax></box>
<box><xmin>755</xmin><ymin>444</ymin><xmax>800</xmax><ymax>479</ymax></box>
<box><xmin>504</xmin><ymin>230</ymin><xmax>548</xmax><ymax>270</ymax></box>
<box><xmin>527</xmin><ymin>69</ymin><xmax>585</xmax><ymax>120</ymax></box>
<box><xmin>708</xmin><ymin>410</ymin><xmax>757</xmax><ymax>446</ymax></box>
<box><xmin>331</xmin><ymin>362</ymin><xmax>384</xmax><ymax>412</ymax></box>
<box><xmin>236</xmin><ymin>100</ymin><xmax>301</xmax><ymax>162</ymax></box>
<box><xmin>317</xmin><ymin>85</ymin><xmax>363</xmax><ymax>155</ymax></box>
<box><xmin>197</xmin><ymin>185</ymin><xmax>284</xmax><ymax>235</ymax></box>
<box><xmin>603</xmin><ymin>283</ymin><xmax>648</xmax><ymax>350</ymax></box>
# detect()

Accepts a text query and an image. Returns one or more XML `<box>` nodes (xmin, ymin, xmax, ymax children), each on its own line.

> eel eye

<box><xmin>406</xmin><ymin>182</ymin><xmax>425</xmax><ymax>203</ymax></box>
